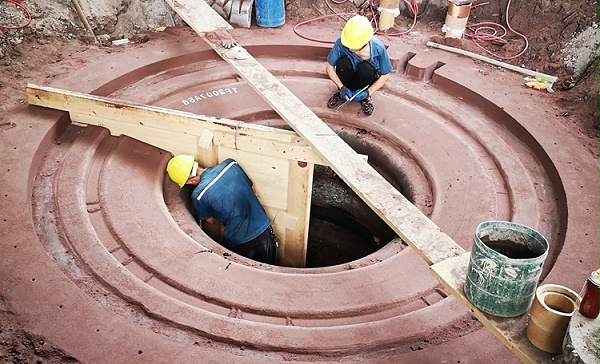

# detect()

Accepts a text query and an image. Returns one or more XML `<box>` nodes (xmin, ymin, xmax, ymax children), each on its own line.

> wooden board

<box><xmin>430</xmin><ymin>253</ymin><xmax>556</xmax><ymax>364</ymax></box>
<box><xmin>166</xmin><ymin>0</ymin><xmax>465</xmax><ymax>266</ymax></box>
<box><xmin>168</xmin><ymin>0</ymin><xmax>233</xmax><ymax>34</ymax></box>
<box><xmin>26</xmin><ymin>84</ymin><xmax>316</xmax><ymax>267</ymax></box>
<box><xmin>219</xmin><ymin>147</ymin><xmax>312</xmax><ymax>267</ymax></box>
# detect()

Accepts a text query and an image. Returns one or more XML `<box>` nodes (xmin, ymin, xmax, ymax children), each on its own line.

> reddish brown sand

<box><xmin>0</xmin><ymin>15</ymin><xmax>598</xmax><ymax>364</ymax></box>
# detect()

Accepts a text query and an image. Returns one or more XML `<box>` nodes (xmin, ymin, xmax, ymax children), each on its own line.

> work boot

<box><xmin>360</xmin><ymin>97</ymin><xmax>374</xmax><ymax>116</ymax></box>
<box><xmin>327</xmin><ymin>91</ymin><xmax>343</xmax><ymax>108</ymax></box>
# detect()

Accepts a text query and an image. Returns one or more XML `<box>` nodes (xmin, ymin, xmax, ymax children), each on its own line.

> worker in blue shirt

<box><xmin>326</xmin><ymin>15</ymin><xmax>393</xmax><ymax>116</ymax></box>
<box><xmin>166</xmin><ymin>155</ymin><xmax>277</xmax><ymax>264</ymax></box>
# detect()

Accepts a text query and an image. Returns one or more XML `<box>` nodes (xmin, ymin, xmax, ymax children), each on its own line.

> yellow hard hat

<box><xmin>341</xmin><ymin>15</ymin><xmax>373</xmax><ymax>50</ymax></box>
<box><xmin>166</xmin><ymin>154</ymin><xmax>195</xmax><ymax>188</ymax></box>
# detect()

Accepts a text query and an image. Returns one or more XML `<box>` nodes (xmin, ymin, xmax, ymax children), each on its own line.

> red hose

<box><xmin>464</xmin><ymin>0</ymin><xmax>529</xmax><ymax>60</ymax></box>
<box><xmin>293</xmin><ymin>0</ymin><xmax>528</xmax><ymax>61</ymax></box>
<box><xmin>1</xmin><ymin>0</ymin><xmax>32</xmax><ymax>29</ymax></box>
<box><xmin>292</xmin><ymin>0</ymin><xmax>418</xmax><ymax>43</ymax></box>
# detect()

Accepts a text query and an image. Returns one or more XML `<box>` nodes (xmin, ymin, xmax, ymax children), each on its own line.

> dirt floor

<box><xmin>0</xmin><ymin>0</ymin><xmax>598</xmax><ymax>362</ymax></box>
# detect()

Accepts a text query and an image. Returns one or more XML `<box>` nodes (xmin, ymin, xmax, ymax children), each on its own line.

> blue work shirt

<box><xmin>327</xmin><ymin>36</ymin><xmax>393</xmax><ymax>76</ymax></box>
<box><xmin>191</xmin><ymin>158</ymin><xmax>271</xmax><ymax>248</ymax></box>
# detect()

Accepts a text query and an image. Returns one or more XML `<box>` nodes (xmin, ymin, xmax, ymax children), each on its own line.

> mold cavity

<box><xmin>176</xmin><ymin>132</ymin><xmax>420</xmax><ymax>268</ymax></box>
<box><xmin>306</xmin><ymin>165</ymin><xmax>397</xmax><ymax>267</ymax></box>
<box><xmin>303</xmin><ymin>131</ymin><xmax>419</xmax><ymax>267</ymax></box>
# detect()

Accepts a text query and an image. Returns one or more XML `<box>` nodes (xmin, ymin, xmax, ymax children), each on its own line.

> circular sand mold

<box><xmin>32</xmin><ymin>29</ymin><xmax>566</xmax><ymax>360</ymax></box>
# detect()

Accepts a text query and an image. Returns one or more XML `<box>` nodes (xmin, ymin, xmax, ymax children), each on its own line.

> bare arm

<box><xmin>204</xmin><ymin>217</ymin><xmax>216</xmax><ymax>224</ymax></box>
<box><xmin>325</xmin><ymin>64</ymin><xmax>343</xmax><ymax>89</ymax></box>
<box><xmin>367</xmin><ymin>73</ymin><xmax>390</xmax><ymax>96</ymax></box>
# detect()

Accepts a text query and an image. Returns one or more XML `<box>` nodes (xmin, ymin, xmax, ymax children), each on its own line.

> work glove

<box><xmin>354</xmin><ymin>89</ymin><xmax>370</xmax><ymax>101</ymax></box>
<box><xmin>339</xmin><ymin>86</ymin><xmax>352</xmax><ymax>100</ymax></box>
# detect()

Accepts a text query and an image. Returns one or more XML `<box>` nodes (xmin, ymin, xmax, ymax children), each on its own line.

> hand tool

<box><xmin>336</xmin><ymin>85</ymin><xmax>369</xmax><ymax>111</ymax></box>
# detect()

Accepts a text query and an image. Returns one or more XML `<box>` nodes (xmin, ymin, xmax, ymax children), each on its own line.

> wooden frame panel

<box><xmin>26</xmin><ymin>84</ymin><xmax>317</xmax><ymax>267</ymax></box>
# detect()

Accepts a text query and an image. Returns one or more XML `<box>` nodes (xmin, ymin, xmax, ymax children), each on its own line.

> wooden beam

<box><xmin>26</xmin><ymin>84</ymin><xmax>325</xmax><ymax>164</ymax></box>
<box><xmin>430</xmin><ymin>253</ymin><xmax>555</xmax><ymax>364</ymax></box>
<box><xmin>166</xmin><ymin>0</ymin><xmax>465</xmax><ymax>265</ymax></box>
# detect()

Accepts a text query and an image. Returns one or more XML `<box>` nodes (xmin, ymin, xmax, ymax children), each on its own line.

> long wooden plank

<box><xmin>430</xmin><ymin>253</ymin><xmax>555</xmax><ymax>364</ymax></box>
<box><xmin>426</xmin><ymin>42</ymin><xmax>558</xmax><ymax>84</ymax></box>
<box><xmin>166</xmin><ymin>0</ymin><xmax>464</xmax><ymax>265</ymax></box>
<box><xmin>26</xmin><ymin>84</ymin><xmax>326</xmax><ymax>164</ymax></box>
<box><xmin>169</xmin><ymin>0</ymin><xmax>233</xmax><ymax>33</ymax></box>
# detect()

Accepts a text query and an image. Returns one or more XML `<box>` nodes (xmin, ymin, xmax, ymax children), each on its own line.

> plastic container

<box><xmin>578</xmin><ymin>269</ymin><xmax>599</xmax><ymax>318</ymax></box>
<box><xmin>464</xmin><ymin>221</ymin><xmax>549</xmax><ymax>317</ymax></box>
<box><xmin>255</xmin><ymin>0</ymin><xmax>285</xmax><ymax>28</ymax></box>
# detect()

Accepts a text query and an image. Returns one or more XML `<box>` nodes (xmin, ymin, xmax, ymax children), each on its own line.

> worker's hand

<box><xmin>339</xmin><ymin>86</ymin><xmax>351</xmax><ymax>100</ymax></box>
<box><xmin>354</xmin><ymin>89</ymin><xmax>369</xmax><ymax>101</ymax></box>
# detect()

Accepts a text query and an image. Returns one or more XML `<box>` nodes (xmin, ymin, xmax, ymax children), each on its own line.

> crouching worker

<box><xmin>326</xmin><ymin>15</ymin><xmax>393</xmax><ymax>116</ymax></box>
<box><xmin>166</xmin><ymin>155</ymin><xmax>277</xmax><ymax>265</ymax></box>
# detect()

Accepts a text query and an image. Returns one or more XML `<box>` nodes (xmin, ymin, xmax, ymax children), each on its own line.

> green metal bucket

<box><xmin>464</xmin><ymin>221</ymin><xmax>549</xmax><ymax>317</ymax></box>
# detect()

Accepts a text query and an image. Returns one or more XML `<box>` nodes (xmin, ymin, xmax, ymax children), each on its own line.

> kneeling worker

<box><xmin>166</xmin><ymin>155</ymin><xmax>277</xmax><ymax>265</ymax></box>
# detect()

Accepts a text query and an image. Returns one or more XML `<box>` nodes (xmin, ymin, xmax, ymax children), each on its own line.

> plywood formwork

<box><xmin>26</xmin><ymin>84</ymin><xmax>318</xmax><ymax>268</ymax></box>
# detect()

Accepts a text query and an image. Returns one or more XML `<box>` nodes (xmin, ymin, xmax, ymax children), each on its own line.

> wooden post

<box><xmin>70</xmin><ymin>0</ymin><xmax>96</xmax><ymax>41</ymax></box>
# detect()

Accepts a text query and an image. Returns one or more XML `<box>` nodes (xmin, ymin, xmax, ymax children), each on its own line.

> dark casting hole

<box><xmin>306</xmin><ymin>165</ymin><xmax>398</xmax><ymax>268</ymax></box>
<box><xmin>178</xmin><ymin>134</ymin><xmax>416</xmax><ymax>268</ymax></box>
